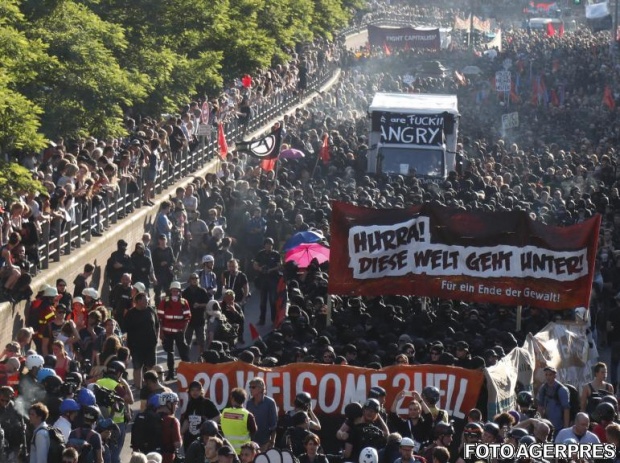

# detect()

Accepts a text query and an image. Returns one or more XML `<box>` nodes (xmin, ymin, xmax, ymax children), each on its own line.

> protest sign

<box><xmin>368</xmin><ymin>25</ymin><xmax>441</xmax><ymax>51</ymax></box>
<box><xmin>485</xmin><ymin>347</ymin><xmax>535</xmax><ymax>416</ymax></box>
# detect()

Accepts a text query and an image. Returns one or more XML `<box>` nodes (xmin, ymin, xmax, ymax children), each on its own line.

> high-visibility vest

<box><xmin>220</xmin><ymin>407</ymin><xmax>251</xmax><ymax>454</ymax></box>
<box><xmin>96</xmin><ymin>377</ymin><xmax>125</xmax><ymax>424</ymax></box>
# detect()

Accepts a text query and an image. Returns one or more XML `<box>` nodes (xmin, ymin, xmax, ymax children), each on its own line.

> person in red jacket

<box><xmin>157</xmin><ymin>281</ymin><xmax>191</xmax><ymax>380</ymax></box>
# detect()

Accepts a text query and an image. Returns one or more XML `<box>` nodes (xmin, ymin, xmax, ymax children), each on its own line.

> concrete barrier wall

<box><xmin>0</xmin><ymin>163</ymin><xmax>217</xmax><ymax>346</ymax></box>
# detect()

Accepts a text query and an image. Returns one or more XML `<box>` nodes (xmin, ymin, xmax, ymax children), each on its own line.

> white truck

<box><xmin>367</xmin><ymin>93</ymin><xmax>459</xmax><ymax>179</ymax></box>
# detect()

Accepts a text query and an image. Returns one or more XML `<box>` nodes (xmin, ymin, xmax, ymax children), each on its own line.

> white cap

<box><xmin>73</xmin><ymin>297</ymin><xmax>84</xmax><ymax>305</ymax></box>
<box><xmin>169</xmin><ymin>281</ymin><xmax>182</xmax><ymax>290</ymax></box>
<box><xmin>43</xmin><ymin>287</ymin><xmax>58</xmax><ymax>298</ymax></box>
<box><xmin>400</xmin><ymin>438</ymin><xmax>415</xmax><ymax>448</ymax></box>
<box><xmin>82</xmin><ymin>288</ymin><xmax>99</xmax><ymax>299</ymax></box>
<box><xmin>202</xmin><ymin>254</ymin><xmax>214</xmax><ymax>264</ymax></box>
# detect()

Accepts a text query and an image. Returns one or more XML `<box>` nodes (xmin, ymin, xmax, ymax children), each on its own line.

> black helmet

<box><xmin>295</xmin><ymin>392</ymin><xmax>312</xmax><ymax>409</ymax></box>
<box><xmin>83</xmin><ymin>405</ymin><xmax>101</xmax><ymax>422</ymax></box>
<box><xmin>483</xmin><ymin>422</ymin><xmax>500</xmax><ymax>438</ymax></box>
<box><xmin>363</xmin><ymin>398</ymin><xmax>381</xmax><ymax>413</ymax></box>
<box><xmin>593</xmin><ymin>402</ymin><xmax>617</xmax><ymax>422</ymax></box>
<box><xmin>422</xmin><ymin>386</ymin><xmax>440</xmax><ymax>405</ymax></box>
<box><xmin>601</xmin><ymin>395</ymin><xmax>619</xmax><ymax>410</ymax></box>
<box><xmin>434</xmin><ymin>422</ymin><xmax>455</xmax><ymax>438</ymax></box>
<box><xmin>464</xmin><ymin>422</ymin><xmax>483</xmax><ymax>436</ymax></box>
<box><xmin>368</xmin><ymin>386</ymin><xmax>387</xmax><ymax>399</ymax></box>
<box><xmin>43</xmin><ymin>354</ymin><xmax>57</xmax><ymax>369</ymax></box>
<box><xmin>107</xmin><ymin>360</ymin><xmax>126</xmax><ymax>375</ymax></box>
<box><xmin>42</xmin><ymin>375</ymin><xmax>63</xmax><ymax>395</ymax></box>
<box><xmin>507</xmin><ymin>428</ymin><xmax>529</xmax><ymax>440</ymax></box>
<box><xmin>65</xmin><ymin>371</ymin><xmax>83</xmax><ymax>387</ymax></box>
<box><xmin>200</xmin><ymin>420</ymin><xmax>219</xmax><ymax>436</ymax></box>
<box><xmin>344</xmin><ymin>402</ymin><xmax>364</xmax><ymax>421</ymax></box>
<box><xmin>519</xmin><ymin>435</ymin><xmax>537</xmax><ymax>445</ymax></box>
<box><xmin>516</xmin><ymin>391</ymin><xmax>534</xmax><ymax>407</ymax></box>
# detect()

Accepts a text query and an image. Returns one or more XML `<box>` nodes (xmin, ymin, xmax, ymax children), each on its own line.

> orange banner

<box><xmin>177</xmin><ymin>362</ymin><xmax>484</xmax><ymax>419</ymax></box>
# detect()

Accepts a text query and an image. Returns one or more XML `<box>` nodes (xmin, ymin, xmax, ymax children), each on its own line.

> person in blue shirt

<box><xmin>537</xmin><ymin>366</ymin><xmax>570</xmax><ymax>435</ymax></box>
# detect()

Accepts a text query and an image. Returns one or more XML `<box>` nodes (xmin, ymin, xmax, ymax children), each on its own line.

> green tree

<box><xmin>0</xmin><ymin>161</ymin><xmax>45</xmax><ymax>204</ymax></box>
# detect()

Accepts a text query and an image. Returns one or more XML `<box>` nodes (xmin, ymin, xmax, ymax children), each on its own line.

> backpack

<box><xmin>35</xmin><ymin>425</ymin><xmax>66</xmax><ymax>463</ymax></box>
<box><xmin>565</xmin><ymin>384</ymin><xmax>580</xmax><ymax>423</ymax></box>
<box><xmin>131</xmin><ymin>409</ymin><xmax>164</xmax><ymax>454</ymax></box>
<box><xmin>67</xmin><ymin>428</ymin><xmax>95</xmax><ymax>463</ymax></box>
<box><xmin>359</xmin><ymin>423</ymin><xmax>387</xmax><ymax>450</ymax></box>
<box><xmin>215</xmin><ymin>317</ymin><xmax>237</xmax><ymax>344</ymax></box>
<box><xmin>585</xmin><ymin>383</ymin><xmax>613</xmax><ymax>416</ymax></box>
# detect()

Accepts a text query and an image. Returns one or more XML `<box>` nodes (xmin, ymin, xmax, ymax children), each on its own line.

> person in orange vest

<box><xmin>157</xmin><ymin>281</ymin><xmax>191</xmax><ymax>380</ymax></box>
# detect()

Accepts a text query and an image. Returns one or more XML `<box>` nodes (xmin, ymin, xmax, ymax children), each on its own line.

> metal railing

<box><xmin>34</xmin><ymin>61</ymin><xmax>338</xmax><ymax>273</ymax></box>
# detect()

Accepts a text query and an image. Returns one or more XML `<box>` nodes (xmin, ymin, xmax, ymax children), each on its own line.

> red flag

<box><xmin>550</xmin><ymin>89</ymin><xmax>559</xmax><ymax>107</ymax></box>
<box><xmin>249</xmin><ymin>323</ymin><xmax>261</xmax><ymax>341</ymax></box>
<box><xmin>558</xmin><ymin>23</ymin><xmax>564</xmax><ymax>37</ymax></box>
<box><xmin>274</xmin><ymin>276</ymin><xmax>288</xmax><ymax>329</ymax></box>
<box><xmin>260</xmin><ymin>158</ymin><xmax>277</xmax><ymax>172</ymax></box>
<box><xmin>383</xmin><ymin>42</ymin><xmax>391</xmax><ymax>56</ymax></box>
<box><xmin>546</xmin><ymin>22</ymin><xmax>555</xmax><ymax>37</ymax></box>
<box><xmin>217</xmin><ymin>122</ymin><xmax>228</xmax><ymax>160</ymax></box>
<box><xmin>320</xmin><ymin>134</ymin><xmax>330</xmax><ymax>165</ymax></box>
<box><xmin>603</xmin><ymin>86</ymin><xmax>616</xmax><ymax>110</ymax></box>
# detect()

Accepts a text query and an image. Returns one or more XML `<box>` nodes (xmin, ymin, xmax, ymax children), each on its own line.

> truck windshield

<box><xmin>378</xmin><ymin>146</ymin><xmax>445</xmax><ymax>178</ymax></box>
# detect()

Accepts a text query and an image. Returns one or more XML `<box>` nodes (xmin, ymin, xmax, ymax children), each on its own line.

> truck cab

<box><xmin>367</xmin><ymin>93</ymin><xmax>459</xmax><ymax>180</ymax></box>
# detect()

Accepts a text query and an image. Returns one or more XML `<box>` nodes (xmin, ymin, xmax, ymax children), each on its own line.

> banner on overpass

<box><xmin>368</xmin><ymin>25</ymin><xmax>441</xmax><ymax>51</ymax></box>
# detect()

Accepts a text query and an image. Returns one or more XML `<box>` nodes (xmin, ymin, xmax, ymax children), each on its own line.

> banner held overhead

<box><xmin>328</xmin><ymin>201</ymin><xmax>600</xmax><ymax>309</ymax></box>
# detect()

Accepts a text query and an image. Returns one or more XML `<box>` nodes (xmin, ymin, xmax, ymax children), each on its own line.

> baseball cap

<box><xmin>400</xmin><ymin>438</ymin><xmax>415</xmax><ymax>448</ymax></box>
<box><xmin>543</xmin><ymin>366</ymin><xmax>557</xmax><ymax>373</ymax></box>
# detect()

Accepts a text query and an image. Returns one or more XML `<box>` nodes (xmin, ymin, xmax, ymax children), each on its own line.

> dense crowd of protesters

<box><xmin>3</xmin><ymin>0</ymin><xmax>620</xmax><ymax>462</ymax></box>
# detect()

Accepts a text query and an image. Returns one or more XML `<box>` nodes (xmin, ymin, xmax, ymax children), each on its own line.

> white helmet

<box><xmin>82</xmin><ymin>288</ymin><xmax>99</xmax><ymax>299</ymax></box>
<box><xmin>359</xmin><ymin>448</ymin><xmax>379</xmax><ymax>463</ymax></box>
<box><xmin>202</xmin><ymin>254</ymin><xmax>215</xmax><ymax>264</ymax></box>
<box><xmin>159</xmin><ymin>392</ymin><xmax>179</xmax><ymax>406</ymax></box>
<box><xmin>43</xmin><ymin>287</ymin><xmax>58</xmax><ymax>298</ymax></box>
<box><xmin>73</xmin><ymin>297</ymin><xmax>84</xmax><ymax>305</ymax></box>
<box><xmin>25</xmin><ymin>354</ymin><xmax>45</xmax><ymax>370</ymax></box>
<box><xmin>133</xmin><ymin>282</ymin><xmax>146</xmax><ymax>293</ymax></box>
<box><xmin>169</xmin><ymin>281</ymin><xmax>182</xmax><ymax>290</ymax></box>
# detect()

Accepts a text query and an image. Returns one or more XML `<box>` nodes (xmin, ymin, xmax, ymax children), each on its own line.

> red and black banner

<box><xmin>328</xmin><ymin>202</ymin><xmax>600</xmax><ymax>309</ymax></box>
<box><xmin>368</xmin><ymin>25</ymin><xmax>441</xmax><ymax>51</ymax></box>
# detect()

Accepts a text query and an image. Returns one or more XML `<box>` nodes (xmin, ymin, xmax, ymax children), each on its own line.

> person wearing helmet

<box><xmin>390</xmin><ymin>390</ymin><xmax>432</xmax><ymax>447</ymax></box>
<box><xmin>69</xmin><ymin>404</ymin><xmax>104</xmax><ymax>463</ymax></box>
<box><xmin>96</xmin><ymin>360</ymin><xmax>132</xmax><ymax>463</ymax></box>
<box><xmin>199</xmin><ymin>254</ymin><xmax>218</xmax><ymax>299</ymax></box>
<box><xmin>252</xmin><ymin>236</ymin><xmax>282</xmax><ymax>326</ymax></box>
<box><xmin>157</xmin><ymin>281</ymin><xmax>191</xmax><ymax>380</ymax></box>
<box><xmin>342</xmin><ymin>399</ymin><xmax>388</xmax><ymax>462</ymax></box>
<box><xmin>157</xmin><ymin>392</ymin><xmax>183</xmax><ymax>462</ymax></box>
<box><xmin>31</xmin><ymin>285</ymin><xmax>57</xmax><ymax>352</ymax></box>
<box><xmin>455</xmin><ymin>422</ymin><xmax>482</xmax><ymax>463</ymax></box>
<box><xmin>82</xmin><ymin>287</ymin><xmax>105</xmax><ymax>322</ymax></box>
<box><xmin>359</xmin><ymin>447</ymin><xmax>379</xmax><ymax>463</ymax></box>
<box><xmin>505</xmin><ymin>427</ymin><xmax>529</xmax><ymax>449</ymax></box>
<box><xmin>554</xmin><ymin>412</ymin><xmax>599</xmax><ymax>444</ymax></box>
<box><xmin>276</xmin><ymin>392</ymin><xmax>321</xmax><ymax>449</ymax></box>
<box><xmin>55</xmin><ymin>398</ymin><xmax>80</xmax><ymax>441</ymax></box>
<box><xmin>423</xmin><ymin>422</ymin><xmax>454</xmax><ymax>462</ymax></box>
<box><xmin>515</xmin><ymin>391</ymin><xmax>539</xmax><ymax>421</ymax></box>
<box><xmin>393</xmin><ymin>437</ymin><xmax>426</xmax><ymax>463</ymax></box>
<box><xmin>592</xmin><ymin>400</ymin><xmax>616</xmax><ymax>442</ymax></box>
<box><xmin>0</xmin><ymin>386</ymin><xmax>26</xmax><ymax>461</ymax></box>
<box><xmin>581</xmin><ymin>361</ymin><xmax>614</xmax><ymax>415</ymax></box>
<box><xmin>70</xmin><ymin>296</ymin><xmax>87</xmax><ymax>330</ymax></box>
<box><xmin>17</xmin><ymin>354</ymin><xmax>46</xmax><ymax>412</ymax></box>
<box><xmin>481</xmin><ymin>422</ymin><xmax>502</xmax><ymax>444</ymax></box>
<box><xmin>368</xmin><ymin>386</ymin><xmax>387</xmax><ymax>419</ymax></box>
<box><xmin>420</xmin><ymin>387</ymin><xmax>449</xmax><ymax>425</ymax></box>
<box><xmin>152</xmin><ymin>232</ymin><xmax>176</xmax><ymax>307</ymax></box>
<box><xmin>181</xmin><ymin>381</ymin><xmax>221</xmax><ymax>451</ymax></box>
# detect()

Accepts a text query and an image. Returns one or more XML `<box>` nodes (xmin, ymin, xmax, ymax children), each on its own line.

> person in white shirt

<box><xmin>555</xmin><ymin>412</ymin><xmax>600</xmax><ymax>444</ymax></box>
<box><xmin>28</xmin><ymin>402</ymin><xmax>50</xmax><ymax>463</ymax></box>
<box><xmin>54</xmin><ymin>399</ymin><xmax>80</xmax><ymax>441</ymax></box>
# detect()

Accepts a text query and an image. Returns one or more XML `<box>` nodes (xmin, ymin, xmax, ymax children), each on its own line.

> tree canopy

<box><xmin>0</xmin><ymin>0</ymin><xmax>364</xmax><ymax>157</ymax></box>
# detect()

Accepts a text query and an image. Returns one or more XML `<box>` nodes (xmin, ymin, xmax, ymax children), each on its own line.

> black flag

<box><xmin>236</xmin><ymin>126</ymin><xmax>282</xmax><ymax>159</ymax></box>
